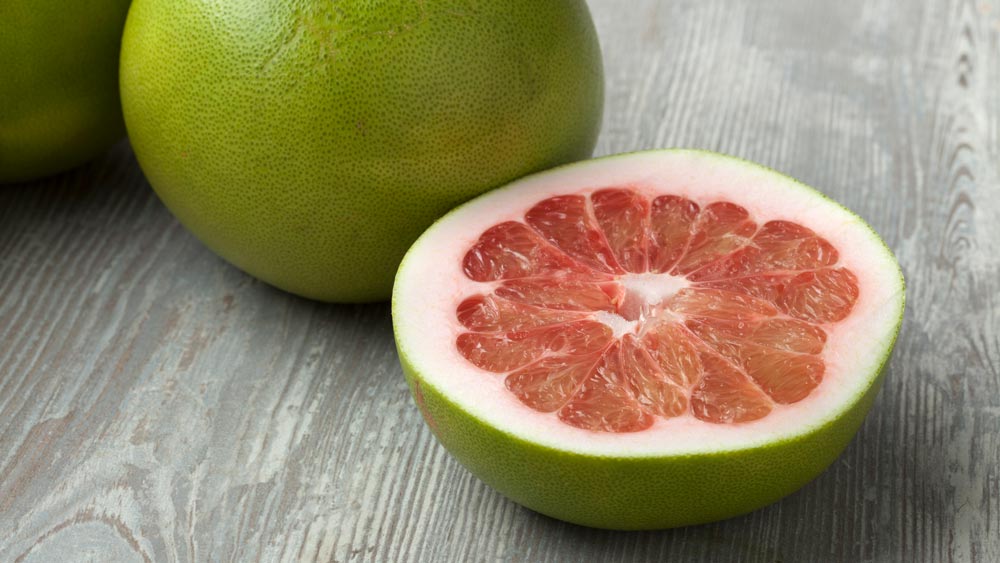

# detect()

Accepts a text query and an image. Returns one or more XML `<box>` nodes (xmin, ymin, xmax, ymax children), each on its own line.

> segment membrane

<box><xmin>456</xmin><ymin>188</ymin><xmax>859</xmax><ymax>433</ymax></box>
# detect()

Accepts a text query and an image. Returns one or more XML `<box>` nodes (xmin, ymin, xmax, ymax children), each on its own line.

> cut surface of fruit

<box><xmin>455</xmin><ymin>188</ymin><xmax>858</xmax><ymax>433</ymax></box>
<box><xmin>396</xmin><ymin>150</ymin><xmax>902</xmax><ymax>456</ymax></box>
<box><xmin>392</xmin><ymin>150</ymin><xmax>904</xmax><ymax>529</ymax></box>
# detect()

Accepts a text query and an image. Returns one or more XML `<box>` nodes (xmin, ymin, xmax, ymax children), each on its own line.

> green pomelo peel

<box><xmin>120</xmin><ymin>0</ymin><xmax>604</xmax><ymax>302</ymax></box>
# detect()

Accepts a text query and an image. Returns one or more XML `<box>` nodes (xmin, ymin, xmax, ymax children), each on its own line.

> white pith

<box><xmin>591</xmin><ymin>273</ymin><xmax>690</xmax><ymax>335</ymax></box>
<box><xmin>620</xmin><ymin>273</ymin><xmax>690</xmax><ymax>318</ymax></box>
<box><xmin>393</xmin><ymin>150</ymin><xmax>904</xmax><ymax>457</ymax></box>
<box><xmin>591</xmin><ymin>311</ymin><xmax>639</xmax><ymax>338</ymax></box>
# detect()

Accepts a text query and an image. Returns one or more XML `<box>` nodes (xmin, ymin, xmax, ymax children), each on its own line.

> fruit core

<box><xmin>455</xmin><ymin>188</ymin><xmax>860</xmax><ymax>433</ymax></box>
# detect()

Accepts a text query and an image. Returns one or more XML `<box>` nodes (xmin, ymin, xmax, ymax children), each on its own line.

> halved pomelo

<box><xmin>392</xmin><ymin>150</ymin><xmax>904</xmax><ymax>530</ymax></box>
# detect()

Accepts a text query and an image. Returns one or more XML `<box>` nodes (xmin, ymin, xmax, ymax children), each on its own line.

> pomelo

<box><xmin>119</xmin><ymin>0</ymin><xmax>603</xmax><ymax>303</ymax></box>
<box><xmin>0</xmin><ymin>0</ymin><xmax>131</xmax><ymax>183</ymax></box>
<box><xmin>392</xmin><ymin>150</ymin><xmax>905</xmax><ymax>530</ymax></box>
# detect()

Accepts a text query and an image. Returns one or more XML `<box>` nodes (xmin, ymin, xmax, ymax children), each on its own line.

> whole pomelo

<box><xmin>0</xmin><ymin>0</ymin><xmax>131</xmax><ymax>183</ymax></box>
<box><xmin>120</xmin><ymin>0</ymin><xmax>604</xmax><ymax>302</ymax></box>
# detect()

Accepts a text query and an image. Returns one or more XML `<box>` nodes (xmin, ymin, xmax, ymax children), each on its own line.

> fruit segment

<box><xmin>750</xmin><ymin>319</ymin><xmax>827</xmax><ymax>354</ymax></box>
<box><xmin>457</xmin><ymin>294</ymin><xmax>587</xmax><ymax>332</ymax></box>
<box><xmin>673</xmin><ymin>202</ymin><xmax>756</xmax><ymax>275</ymax></box>
<box><xmin>457</xmin><ymin>320</ymin><xmax>613</xmax><ymax>373</ymax></box>
<box><xmin>462</xmin><ymin>221</ymin><xmax>585</xmax><ymax>282</ymax></box>
<box><xmin>688</xmin><ymin>220</ymin><xmax>839</xmax><ymax>281</ymax></box>
<box><xmin>525</xmin><ymin>195</ymin><xmax>623</xmax><ymax>274</ymax></box>
<box><xmin>640</xmin><ymin>322</ymin><xmax>701</xmax><ymax>388</ymax></box>
<box><xmin>495</xmin><ymin>279</ymin><xmax>621</xmax><ymax>312</ymax></box>
<box><xmin>741</xmin><ymin>345</ymin><xmax>824</xmax><ymax>404</ymax></box>
<box><xmin>700</xmin><ymin>268</ymin><xmax>859</xmax><ymax>323</ymax></box>
<box><xmin>620</xmin><ymin>335</ymin><xmax>688</xmax><ymax>418</ymax></box>
<box><xmin>690</xmin><ymin>353</ymin><xmax>773</xmax><ymax>423</ymax></box>
<box><xmin>457</xmin><ymin>188</ymin><xmax>859</xmax><ymax>432</ymax></box>
<box><xmin>592</xmin><ymin>188</ymin><xmax>650</xmax><ymax>273</ymax></box>
<box><xmin>558</xmin><ymin>343</ymin><xmax>655</xmax><ymax>433</ymax></box>
<box><xmin>648</xmin><ymin>195</ymin><xmax>700</xmax><ymax>273</ymax></box>
<box><xmin>670</xmin><ymin>287</ymin><xmax>778</xmax><ymax>320</ymax></box>
<box><xmin>506</xmin><ymin>353</ymin><xmax>605</xmax><ymax>413</ymax></box>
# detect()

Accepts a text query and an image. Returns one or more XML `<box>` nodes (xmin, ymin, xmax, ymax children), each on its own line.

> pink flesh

<box><xmin>455</xmin><ymin>189</ymin><xmax>860</xmax><ymax>433</ymax></box>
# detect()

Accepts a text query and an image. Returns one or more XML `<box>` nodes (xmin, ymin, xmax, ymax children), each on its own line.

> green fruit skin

<box><xmin>119</xmin><ymin>0</ymin><xmax>604</xmax><ymax>303</ymax></box>
<box><xmin>398</xmin><ymin>342</ymin><xmax>897</xmax><ymax>530</ymax></box>
<box><xmin>0</xmin><ymin>0</ymin><xmax>131</xmax><ymax>183</ymax></box>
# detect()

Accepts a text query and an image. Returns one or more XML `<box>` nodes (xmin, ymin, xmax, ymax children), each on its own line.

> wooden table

<box><xmin>2</xmin><ymin>0</ymin><xmax>998</xmax><ymax>561</ymax></box>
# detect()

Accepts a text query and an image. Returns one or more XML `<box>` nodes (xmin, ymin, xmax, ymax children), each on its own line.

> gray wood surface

<box><xmin>2</xmin><ymin>0</ymin><xmax>999</xmax><ymax>561</ymax></box>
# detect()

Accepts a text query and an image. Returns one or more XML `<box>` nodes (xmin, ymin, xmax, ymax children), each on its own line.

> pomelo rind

<box><xmin>0</xmin><ymin>0</ymin><xmax>130</xmax><ymax>183</ymax></box>
<box><xmin>399</xmin><ymin>348</ymin><xmax>889</xmax><ymax>530</ymax></box>
<box><xmin>392</xmin><ymin>149</ymin><xmax>904</xmax><ymax>529</ymax></box>
<box><xmin>119</xmin><ymin>0</ymin><xmax>604</xmax><ymax>303</ymax></box>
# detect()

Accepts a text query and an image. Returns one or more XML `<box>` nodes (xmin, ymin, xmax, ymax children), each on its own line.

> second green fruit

<box><xmin>120</xmin><ymin>0</ymin><xmax>604</xmax><ymax>302</ymax></box>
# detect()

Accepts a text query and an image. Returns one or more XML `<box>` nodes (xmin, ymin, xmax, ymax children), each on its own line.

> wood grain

<box><xmin>2</xmin><ymin>0</ymin><xmax>999</xmax><ymax>561</ymax></box>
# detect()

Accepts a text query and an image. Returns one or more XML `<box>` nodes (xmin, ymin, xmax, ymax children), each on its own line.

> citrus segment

<box><xmin>750</xmin><ymin>319</ymin><xmax>827</xmax><ymax>354</ymax></box>
<box><xmin>620</xmin><ymin>335</ymin><xmax>689</xmax><ymax>418</ymax></box>
<box><xmin>649</xmin><ymin>195</ymin><xmax>701</xmax><ymax>273</ymax></box>
<box><xmin>673</xmin><ymin>202</ymin><xmax>757</xmax><ymax>275</ymax></box>
<box><xmin>592</xmin><ymin>188</ymin><xmax>651</xmax><ymax>273</ymax></box>
<box><xmin>741</xmin><ymin>344</ymin><xmax>825</xmax><ymax>403</ymax></box>
<box><xmin>640</xmin><ymin>321</ymin><xmax>701</xmax><ymax>388</ymax></box>
<box><xmin>670</xmin><ymin>287</ymin><xmax>778</xmax><ymax>320</ymax></box>
<box><xmin>462</xmin><ymin>222</ymin><xmax>586</xmax><ymax>282</ymax></box>
<box><xmin>702</xmin><ymin>268</ymin><xmax>860</xmax><ymax>322</ymax></box>
<box><xmin>456</xmin><ymin>295</ymin><xmax>587</xmax><ymax>333</ymax></box>
<box><xmin>494</xmin><ymin>279</ymin><xmax>620</xmax><ymax>312</ymax></box>
<box><xmin>505</xmin><ymin>353</ymin><xmax>604</xmax><ymax>413</ymax></box>
<box><xmin>456</xmin><ymin>320</ymin><xmax>612</xmax><ymax>373</ymax></box>
<box><xmin>455</xmin><ymin>330</ymin><xmax>552</xmax><ymax>373</ymax></box>
<box><xmin>687</xmin><ymin>220</ymin><xmax>839</xmax><ymax>281</ymax></box>
<box><xmin>557</xmin><ymin>342</ymin><xmax>655</xmax><ymax>433</ymax></box>
<box><xmin>525</xmin><ymin>195</ymin><xmax>623</xmax><ymax>274</ymax></box>
<box><xmin>690</xmin><ymin>352</ymin><xmax>773</xmax><ymax>424</ymax></box>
